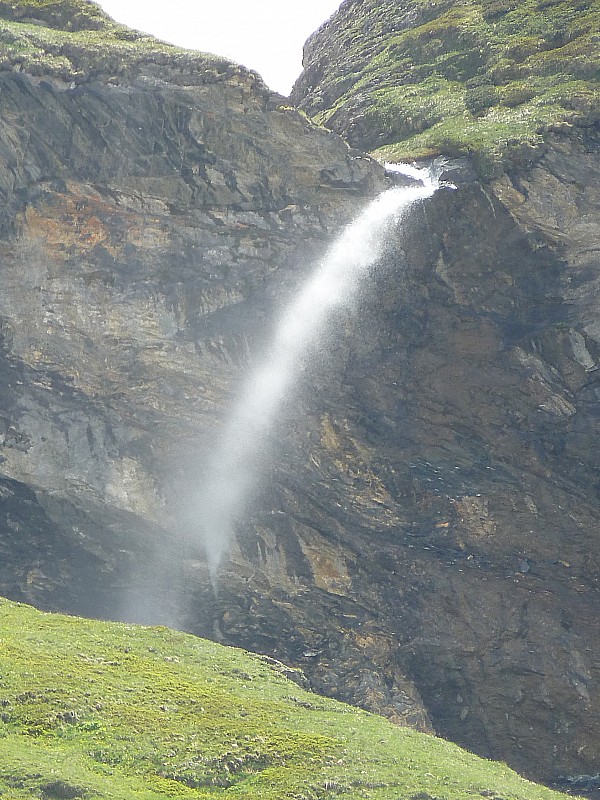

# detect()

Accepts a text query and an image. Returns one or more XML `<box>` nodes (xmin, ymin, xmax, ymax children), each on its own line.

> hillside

<box><xmin>0</xmin><ymin>598</ymin><xmax>574</xmax><ymax>800</ymax></box>
<box><xmin>291</xmin><ymin>0</ymin><xmax>599</xmax><ymax>177</ymax></box>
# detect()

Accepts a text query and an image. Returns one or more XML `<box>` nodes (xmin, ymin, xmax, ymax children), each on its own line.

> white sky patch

<box><xmin>98</xmin><ymin>0</ymin><xmax>342</xmax><ymax>96</ymax></box>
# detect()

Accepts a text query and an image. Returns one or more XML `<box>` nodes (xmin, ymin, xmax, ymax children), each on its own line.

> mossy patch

<box><xmin>0</xmin><ymin>597</ymin><xmax>575</xmax><ymax>799</ymax></box>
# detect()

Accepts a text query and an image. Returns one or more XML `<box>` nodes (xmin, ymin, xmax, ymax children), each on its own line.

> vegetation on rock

<box><xmin>0</xmin><ymin>598</ymin><xmax>573</xmax><ymax>799</ymax></box>
<box><xmin>0</xmin><ymin>0</ymin><xmax>114</xmax><ymax>31</ymax></box>
<box><xmin>292</xmin><ymin>0</ymin><xmax>600</xmax><ymax>177</ymax></box>
<box><xmin>0</xmin><ymin>0</ymin><xmax>251</xmax><ymax>86</ymax></box>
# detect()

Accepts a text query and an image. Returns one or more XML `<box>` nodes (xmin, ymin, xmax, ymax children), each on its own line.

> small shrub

<box><xmin>501</xmin><ymin>86</ymin><xmax>537</xmax><ymax>107</ymax></box>
<box><xmin>481</xmin><ymin>0</ymin><xmax>519</xmax><ymax>21</ymax></box>
<box><xmin>465</xmin><ymin>84</ymin><xmax>499</xmax><ymax>115</ymax></box>
<box><xmin>41</xmin><ymin>781</ymin><xmax>85</xmax><ymax>799</ymax></box>
<box><xmin>504</xmin><ymin>38</ymin><xmax>541</xmax><ymax>63</ymax></box>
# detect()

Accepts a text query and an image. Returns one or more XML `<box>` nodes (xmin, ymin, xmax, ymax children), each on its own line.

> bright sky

<box><xmin>97</xmin><ymin>1</ymin><xmax>342</xmax><ymax>96</ymax></box>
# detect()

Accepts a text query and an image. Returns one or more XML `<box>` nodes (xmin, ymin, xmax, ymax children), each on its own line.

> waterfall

<box><xmin>195</xmin><ymin>162</ymin><xmax>445</xmax><ymax>575</ymax></box>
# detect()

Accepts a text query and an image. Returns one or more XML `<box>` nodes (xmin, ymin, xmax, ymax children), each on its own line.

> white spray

<box><xmin>195</xmin><ymin>162</ymin><xmax>445</xmax><ymax>575</ymax></box>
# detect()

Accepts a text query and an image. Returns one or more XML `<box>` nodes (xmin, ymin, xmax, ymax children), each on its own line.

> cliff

<box><xmin>286</xmin><ymin>0</ymin><xmax>600</xmax><ymax>785</ymax></box>
<box><xmin>0</xmin><ymin>0</ymin><xmax>599</xmax><ymax>793</ymax></box>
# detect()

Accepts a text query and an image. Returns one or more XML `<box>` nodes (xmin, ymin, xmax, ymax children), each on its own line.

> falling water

<box><xmin>195</xmin><ymin>162</ymin><xmax>445</xmax><ymax>575</ymax></box>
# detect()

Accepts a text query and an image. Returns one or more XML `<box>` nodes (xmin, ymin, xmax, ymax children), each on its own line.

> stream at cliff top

<box><xmin>195</xmin><ymin>161</ymin><xmax>449</xmax><ymax>576</ymax></box>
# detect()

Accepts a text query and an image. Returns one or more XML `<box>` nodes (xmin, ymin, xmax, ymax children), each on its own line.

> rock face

<box><xmin>0</xmin><ymin>10</ymin><xmax>386</xmax><ymax>610</ymax></box>
<box><xmin>1</xmin><ymin>0</ymin><xmax>600</xmax><ymax>791</ymax></box>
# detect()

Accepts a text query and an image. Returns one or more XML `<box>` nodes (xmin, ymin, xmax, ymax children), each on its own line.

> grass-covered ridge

<box><xmin>0</xmin><ymin>0</ymin><xmax>114</xmax><ymax>31</ymax></box>
<box><xmin>0</xmin><ymin>597</ymin><xmax>574</xmax><ymax>800</ymax></box>
<box><xmin>0</xmin><ymin>0</ymin><xmax>245</xmax><ymax>85</ymax></box>
<box><xmin>294</xmin><ymin>0</ymin><xmax>599</xmax><ymax>177</ymax></box>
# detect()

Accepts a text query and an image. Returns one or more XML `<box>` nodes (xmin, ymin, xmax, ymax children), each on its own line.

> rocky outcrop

<box><xmin>1</xmin><ymin>0</ymin><xmax>600</xmax><ymax>791</ymax></box>
<box><xmin>291</xmin><ymin>0</ymin><xmax>599</xmax><ymax>176</ymax></box>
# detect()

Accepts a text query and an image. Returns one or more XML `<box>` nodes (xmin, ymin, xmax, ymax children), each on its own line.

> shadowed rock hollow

<box><xmin>0</xmin><ymin>0</ymin><xmax>599</xmax><ymax>791</ymax></box>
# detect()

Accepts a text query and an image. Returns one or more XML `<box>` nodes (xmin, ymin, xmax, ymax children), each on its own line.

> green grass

<box><xmin>0</xmin><ymin>597</ymin><xmax>576</xmax><ymax>799</ymax></box>
<box><xmin>0</xmin><ymin>0</ymin><xmax>238</xmax><ymax>83</ymax></box>
<box><xmin>298</xmin><ymin>0</ymin><xmax>599</xmax><ymax>177</ymax></box>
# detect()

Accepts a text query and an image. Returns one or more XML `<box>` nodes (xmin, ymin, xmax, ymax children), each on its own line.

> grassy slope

<box><xmin>0</xmin><ymin>598</ymin><xmax>575</xmax><ymax>800</ymax></box>
<box><xmin>303</xmin><ymin>0</ymin><xmax>599</xmax><ymax>177</ymax></box>
<box><xmin>0</xmin><ymin>0</ymin><xmax>239</xmax><ymax>83</ymax></box>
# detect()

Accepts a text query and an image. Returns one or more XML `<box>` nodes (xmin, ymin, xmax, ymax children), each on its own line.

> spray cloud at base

<box><xmin>192</xmin><ymin>162</ymin><xmax>446</xmax><ymax>576</ymax></box>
